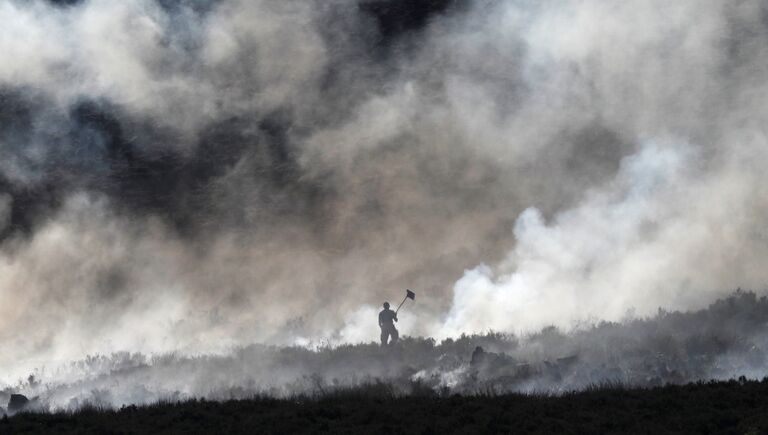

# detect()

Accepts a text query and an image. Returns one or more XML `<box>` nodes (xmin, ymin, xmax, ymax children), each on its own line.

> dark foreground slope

<box><xmin>5</xmin><ymin>379</ymin><xmax>768</xmax><ymax>434</ymax></box>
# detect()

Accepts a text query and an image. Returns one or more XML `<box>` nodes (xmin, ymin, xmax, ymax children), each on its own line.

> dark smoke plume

<box><xmin>2</xmin><ymin>0</ymin><xmax>768</xmax><ymax>397</ymax></box>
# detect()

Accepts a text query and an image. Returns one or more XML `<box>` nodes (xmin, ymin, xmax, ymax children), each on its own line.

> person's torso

<box><xmin>379</xmin><ymin>309</ymin><xmax>395</xmax><ymax>325</ymax></box>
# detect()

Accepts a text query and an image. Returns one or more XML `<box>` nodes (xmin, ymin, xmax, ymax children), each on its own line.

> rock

<box><xmin>8</xmin><ymin>394</ymin><xmax>28</xmax><ymax>413</ymax></box>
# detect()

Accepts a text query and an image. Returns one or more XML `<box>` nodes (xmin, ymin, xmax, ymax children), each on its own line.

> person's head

<box><xmin>383</xmin><ymin>302</ymin><xmax>390</xmax><ymax>309</ymax></box>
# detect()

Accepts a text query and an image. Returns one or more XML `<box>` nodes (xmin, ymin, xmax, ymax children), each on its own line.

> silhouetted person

<box><xmin>379</xmin><ymin>302</ymin><xmax>399</xmax><ymax>345</ymax></box>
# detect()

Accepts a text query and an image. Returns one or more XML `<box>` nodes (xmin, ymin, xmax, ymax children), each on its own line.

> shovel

<box><xmin>395</xmin><ymin>289</ymin><xmax>416</xmax><ymax>316</ymax></box>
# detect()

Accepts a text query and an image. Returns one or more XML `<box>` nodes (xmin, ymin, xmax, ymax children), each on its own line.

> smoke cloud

<box><xmin>1</xmin><ymin>0</ymin><xmax>768</xmax><ymax>393</ymax></box>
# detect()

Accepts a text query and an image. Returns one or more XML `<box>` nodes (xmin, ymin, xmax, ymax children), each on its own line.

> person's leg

<box><xmin>391</xmin><ymin>327</ymin><xmax>399</xmax><ymax>344</ymax></box>
<box><xmin>380</xmin><ymin>328</ymin><xmax>388</xmax><ymax>345</ymax></box>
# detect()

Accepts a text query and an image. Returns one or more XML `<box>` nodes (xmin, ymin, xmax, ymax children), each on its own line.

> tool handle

<box><xmin>395</xmin><ymin>294</ymin><xmax>408</xmax><ymax>315</ymax></box>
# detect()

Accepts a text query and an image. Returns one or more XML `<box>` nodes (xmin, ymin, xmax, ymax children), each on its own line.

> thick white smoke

<box><xmin>1</xmin><ymin>0</ymin><xmax>768</xmax><ymax>395</ymax></box>
<box><xmin>434</xmin><ymin>0</ymin><xmax>768</xmax><ymax>337</ymax></box>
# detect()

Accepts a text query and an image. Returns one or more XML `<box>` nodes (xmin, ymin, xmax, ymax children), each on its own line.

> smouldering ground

<box><xmin>4</xmin><ymin>291</ymin><xmax>768</xmax><ymax>411</ymax></box>
<box><xmin>5</xmin><ymin>379</ymin><xmax>768</xmax><ymax>434</ymax></box>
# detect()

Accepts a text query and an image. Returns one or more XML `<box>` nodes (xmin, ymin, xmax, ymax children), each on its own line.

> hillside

<box><xmin>5</xmin><ymin>379</ymin><xmax>768</xmax><ymax>434</ymax></box>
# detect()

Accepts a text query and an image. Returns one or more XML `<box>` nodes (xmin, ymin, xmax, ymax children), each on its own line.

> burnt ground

<box><xmin>4</xmin><ymin>378</ymin><xmax>768</xmax><ymax>434</ymax></box>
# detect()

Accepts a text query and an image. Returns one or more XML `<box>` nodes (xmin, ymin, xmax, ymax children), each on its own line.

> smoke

<box><xmin>8</xmin><ymin>292</ymin><xmax>768</xmax><ymax>411</ymax></box>
<box><xmin>442</xmin><ymin>139</ymin><xmax>765</xmax><ymax>336</ymax></box>
<box><xmin>2</xmin><ymin>0</ymin><xmax>768</xmax><ymax>393</ymax></box>
<box><xmin>438</xmin><ymin>0</ymin><xmax>768</xmax><ymax>335</ymax></box>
